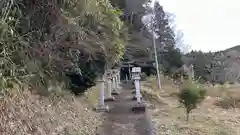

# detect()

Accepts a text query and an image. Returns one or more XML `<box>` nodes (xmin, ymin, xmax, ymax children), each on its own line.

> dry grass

<box><xmin>0</xmin><ymin>84</ymin><xmax>102</xmax><ymax>135</ymax></box>
<box><xmin>141</xmin><ymin>77</ymin><xmax>240</xmax><ymax>135</ymax></box>
<box><xmin>84</xmin><ymin>85</ymin><xmax>101</xmax><ymax>107</ymax></box>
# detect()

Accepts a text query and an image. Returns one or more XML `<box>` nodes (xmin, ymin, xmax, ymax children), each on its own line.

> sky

<box><xmin>157</xmin><ymin>0</ymin><xmax>240</xmax><ymax>52</ymax></box>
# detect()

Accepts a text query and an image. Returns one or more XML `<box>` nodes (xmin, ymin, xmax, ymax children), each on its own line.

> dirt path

<box><xmin>97</xmin><ymin>83</ymin><xmax>154</xmax><ymax>135</ymax></box>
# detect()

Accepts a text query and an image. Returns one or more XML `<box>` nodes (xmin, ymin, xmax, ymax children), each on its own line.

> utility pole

<box><xmin>151</xmin><ymin>7</ymin><xmax>162</xmax><ymax>91</ymax></box>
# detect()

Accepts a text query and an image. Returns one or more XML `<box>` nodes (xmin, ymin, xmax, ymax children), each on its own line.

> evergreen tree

<box><xmin>152</xmin><ymin>2</ymin><xmax>184</xmax><ymax>75</ymax></box>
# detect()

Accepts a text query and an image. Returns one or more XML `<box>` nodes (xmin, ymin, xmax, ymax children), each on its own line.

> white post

<box><xmin>104</xmin><ymin>71</ymin><xmax>115</xmax><ymax>101</ymax></box>
<box><xmin>190</xmin><ymin>64</ymin><xmax>194</xmax><ymax>80</ymax></box>
<box><xmin>107</xmin><ymin>76</ymin><xmax>112</xmax><ymax>98</ymax></box>
<box><xmin>94</xmin><ymin>75</ymin><xmax>109</xmax><ymax>112</ymax></box>
<box><xmin>112</xmin><ymin>75</ymin><xmax>116</xmax><ymax>91</ymax></box>
<box><xmin>115</xmin><ymin>70</ymin><xmax>121</xmax><ymax>89</ymax></box>
<box><xmin>135</xmin><ymin>79</ymin><xmax>141</xmax><ymax>103</ymax></box>
<box><xmin>115</xmin><ymin>75</ymin><xmax>119</xmax><ymax>89</ymax></box>
<box><xmin>119</xmin><ymin>72</ymin><xmax>121</xmax><ymax>82</ymax></box>
<box><xmin>131</xmin><ymin>67</ymin><xmax>146</xmax><ymax>112</ymax></box>
<box><xmin>105</xmin><ymin>71</ymin><xmax>112</xmax><ymax>97</ymax></box>
<box><xmin>100</xmin><ymin>77</ymin><xmax>105</xmax><ymax>107</ymax></box>
<box><xmin>111</xmin><ymin>69</ymin><xmax>120</xmax><ymax>95</ymax></box>
<box><xmin>132</xmin><ymin>67</ymin><xmax>142</xmax><ymax>103</ymax></box>
<box><xmin>117</xmin><ymin>71</ymin><xmax>121</xmax><ymax>83</ymax></box>
<box><xmin>151</xmin><ymin>7</ymin><xmax>162</xmax><ymax>90</ymax></box>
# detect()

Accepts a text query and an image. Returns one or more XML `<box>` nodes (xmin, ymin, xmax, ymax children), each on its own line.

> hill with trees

<box><xmin>0</xmin><ymin>0</ymin><xmax>129</xmax><ymax>95</ymax></box>
<box><xmin>2</xmin><ymin>0</ymin><xmax>240</xmax><ymax>134</ymax></box>
<box><xmin>182</xmin><ymin>45</ymin><xmax>240</xmax><ymax>83</ymax></box>
<box><xmin>0</xmin><ymin>0</ymin><xmax>189</xmax><ymax>134</ymax></box>
<box><xmin>1</xmin><ymin>0</ymin><xmax>128</xmax><ymax>134</ymax></box>
<box><xmin>2</xmin><ymin>0</ymin><xmax>239</xmax><ymax>95</ymax></box>
<box><xmin>111</xmin><ymin>0</ymin><xmax>184</xmax><ymax>77</ymax></box>
<box><xmin>0</xmin><ymin>0</ymin><xmax>187</xmax><ymax>95</ymax></box>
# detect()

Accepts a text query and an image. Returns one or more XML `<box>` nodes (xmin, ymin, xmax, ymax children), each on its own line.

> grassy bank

<box><xmin>0</xmin><ymin>85</ymin><xmax>102</xmax><ymax>135</ymax></box>
<box><xmin>141</xmin><ymin>77</ymin><xmax>240</xmax><ymax>135</ymax></box>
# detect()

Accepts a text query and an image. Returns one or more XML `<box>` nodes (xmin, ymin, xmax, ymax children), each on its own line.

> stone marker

<box><xmin>94</xmin><ymin>75</ymin><xmax>109</xmax><ymax>112</ymax></box>
<box><xmin>111</xmin><ymin>70</ymin><xmax>120</xmax><ymax>95</ymax></box>
<box><xmin>104</xmin><ymin>71</ymin><xmax>115</xmax><ymax>102</ymax></box>
<box><xmin>131</xmin><ymin>67</ymin><xmax>146</xmax><ymax>113</ymax></box>
<box><xmin>189</xmin><ymin>64</ymin><xmax>194</xmax><ymax>80</ymax></box>
<box><xmin>131</xmin><ymin>78</ymin><xmax>136</xmax><ymax>93</ymax></box>
<box><xmin>116</xmin><ymin>69</ymin><xmax>121</xmax><ymax>89</ymax></box>
<box><xmin>131</xmin><ymin>67</ymin><xmax>142</xmax><ymax>101</ymax></box>
<box><xmin>115</xmin><ymin>75</ymin><xmax>119</xmax><ymax>90</ymax></box>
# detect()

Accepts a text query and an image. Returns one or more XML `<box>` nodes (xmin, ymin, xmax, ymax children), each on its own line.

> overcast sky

<box><xmin>157</xmin><ymin>0</ymin><xmax>240</xmax><ymax>52</ymax></box>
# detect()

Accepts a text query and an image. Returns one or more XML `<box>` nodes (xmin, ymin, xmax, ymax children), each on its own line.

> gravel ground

<box><xmin>97</xmin><ymin>83</ymin><xmax>155</xmax><ymax>135</ymax></box>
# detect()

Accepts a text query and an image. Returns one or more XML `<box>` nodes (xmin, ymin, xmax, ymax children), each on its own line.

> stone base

<box><xmin>131</xmin><ymin>103</ymin><xmax>146</xmax><ymax>113</ymax></box>
<box><xmin>104</xmin><ymin>96</ymin><xmax>115</xmax><ymax>102</ymax></box>
<box><xmin>116</xmin><ymin>85</ymin><xmax>121</xmax><ymax>89</ymax></box>
<box><xmin>111</xmin><ymin>90</ymin><xmax>120</xmax><ymax>95</ymax></box>
<box><xmin>93</xmin><ymin>105</ymin><xmax>110</xmax><ymax>112</ymax></box>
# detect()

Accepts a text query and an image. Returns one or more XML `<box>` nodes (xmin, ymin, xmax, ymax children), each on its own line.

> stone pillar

<box><xmin>100</xmin><ymin>79</ymin><xmax>105</xmax><ymax>106</ymax></box>
<box><xmin>132</xmin><ymin>67</ymin><xmax>142</xmax><ymax>102</ymax></box>
<box><xmin>115</xmin><ymin>75</ymin><xmax>119</xmax><ymax>89</ymax></box>
<box><xmin>134</xmin><ymin>79</ymin><xmax>141</xmax><ymax>103</ymax></box>
<box><xmin>188</xmin><ymin>64</ymin><xmax>194</xmax><ymax>81</ymax></box>
<box><xmin>111</xmin><ymin>72</ymin><xmax>120</xmax><ymax>95</ymax></box>
<box><xmin>118</xmin><ymin>70</ymin><xmax>121</xmax><ymax>82</ymax></box>
<box><xmin>104</xmin><ymin>71</ymin><xmax>115</xmax><ymax>101</ymax></box>
<box><xmin>112</xmin><ymin>74</ymin><xmax>116</xmax><ymax>90</ymax></box>
<box><xmin>107</xmin><ymin>76</ymin><xmax>112</xmax><ymax>97</ymax></box>
<box><xmin>94</xmin><ymin>75</ymin><xmax>109</xmax><ymax>112</ymax></box>
<box><xmin>116</xmin><ymin>70</ymin><xmax>121</xmax><ymax>90</ymax></box>
<box><xmin>131</xmin><ymin>67</ymin><xmax>145</xmax><ymax>113</ymax></box>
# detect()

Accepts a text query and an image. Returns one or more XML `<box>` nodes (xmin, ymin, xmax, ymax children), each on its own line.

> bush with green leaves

<box><xmin>178</xmin><ymin>80</ymin><xmax>206</xmax><ymax>121</ymax></box>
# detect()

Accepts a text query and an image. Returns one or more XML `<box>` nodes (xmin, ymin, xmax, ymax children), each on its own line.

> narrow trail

<box><xmin>97</xmin><ymin>83</ymin><xmax>154</xmax><ymax>135</ymax></box>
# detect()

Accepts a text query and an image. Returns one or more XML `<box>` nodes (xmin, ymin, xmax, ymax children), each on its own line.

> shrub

<box><xmin>177</xmin><ymin>80</ymin><xmax>206</xmax><ymax>121</ymax></box>
<box><xmin>0</xmin><ymin>0</ymin><xmax>128</xmax><ymax>96</ymax></box>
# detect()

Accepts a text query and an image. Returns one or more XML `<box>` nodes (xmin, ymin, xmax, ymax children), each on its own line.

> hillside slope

<box><xmin>0</xmin><ymin>0</ymin><xmax>129</xmax><ymax>95</ymax></box>
<box><xmin>0</xmin><ymin>85</ymin><xmax>102</xmax><ymax>135</ymax></box>
<box><xmin>0</xmin><ymin>0</ymin><xmax>127</xmax><ymax>134</ymax></box>
<box><xmin>221</xmin><ymin>45</ymin><xmax>240</xmax><ymax>54</ymax></box>
<box><xmin>181</xmin><ymin>44</ymin><xmax>240</xmax><ymax>83</ymax></box>
<box><xmin>141</xmin><ymin>77</ymin><xmax>240</xmax><ymax>135</ymax></box>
